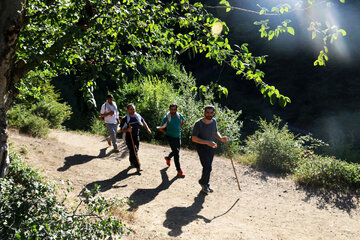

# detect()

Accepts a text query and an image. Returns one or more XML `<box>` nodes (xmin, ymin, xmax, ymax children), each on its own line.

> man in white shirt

<box><xmin>100</xmin><ymin>94</ymin><xmax>120</xmax><ymax>152</ymax></box>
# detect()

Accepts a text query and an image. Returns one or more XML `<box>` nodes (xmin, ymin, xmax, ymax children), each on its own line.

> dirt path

<box><xmin>9</xmin><ymin>129</ymin><xmax>360</xmax><ymax>240</ymax></box>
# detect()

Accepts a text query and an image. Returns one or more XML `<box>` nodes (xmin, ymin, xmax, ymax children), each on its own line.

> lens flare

<box><xmin>211</xmin><ymin>22</ymin><xmax>223</xmax><ymax>36</ymax></box>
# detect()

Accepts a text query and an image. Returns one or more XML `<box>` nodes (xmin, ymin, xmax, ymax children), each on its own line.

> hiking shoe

<box><xmin>165</xmin><ymin>156</ymin><xmax>171</xmax><ymax>166</ymax></box>
<box><xmin>200</xmin><ymin>184</ymin><xmax>210</xmax><ymax>194</ymax></box>
<box><xmin>106</xmin><ymin>137</ymin><xmax>111</xmax><ymax>146</ymax></box>
<box><xmin>177</xmin><ymin>169</ymin><xmax>185</xmax><ymax>178</ymax></box>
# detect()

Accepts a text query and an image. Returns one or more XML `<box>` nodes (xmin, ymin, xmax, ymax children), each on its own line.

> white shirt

<box><xmin>100</xmin><ymin>101</ymin><xmax>119</xmax><ymax>124</ymax></box>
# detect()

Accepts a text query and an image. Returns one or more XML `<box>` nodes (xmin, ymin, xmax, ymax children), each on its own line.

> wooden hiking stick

<box><xmin>225</xmin><ymin>141</ymin><xmax>241</xmax><ymax>191</ymax></box>
<box><xmin>128</xmin><ymin>123</ymin><xmax>140</xmax><ymax>167</ymax></box>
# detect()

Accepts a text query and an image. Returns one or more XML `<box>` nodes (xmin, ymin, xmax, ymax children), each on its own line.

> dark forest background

<box><xmin>178</xmin><ymin>0</ymin><xmax>360</xmax><ymax>161</ymax></box>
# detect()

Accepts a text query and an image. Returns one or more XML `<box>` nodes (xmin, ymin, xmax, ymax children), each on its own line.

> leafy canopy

<box><xmin>17</xmin><ymin>0</ymin><xmax>295</xmax><ymax>107</ymax></box>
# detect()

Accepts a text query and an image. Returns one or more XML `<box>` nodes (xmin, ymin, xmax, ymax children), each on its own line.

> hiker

<box><xmin>119</xmin><ymin>103</ymin><xmax>151</xmax><ymax>173</ymax></box>
<box><xmin>100</xmin><ymin>94</ymin><xmax>120</xmax><ymax>152</ymax></box>
<box><xmin>191</xmin><ymin>105</ymin><xmax>227</xmax><ymax>194</ymax></box>
<box><xmin>158</xmin><ymin>103</ymin><xmax>185</xmax><ymax>178</ymax></box>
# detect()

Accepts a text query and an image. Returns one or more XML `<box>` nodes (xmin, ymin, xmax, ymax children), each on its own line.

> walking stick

<box><xmin>225</xmin><ymin>141</ymin><xmax>241</xmax><ymax>191</ymax></box>
<box><xmin>128</xmin><ymin>123</ymin><xmax>141</xmax><ymax>168</ymax></box>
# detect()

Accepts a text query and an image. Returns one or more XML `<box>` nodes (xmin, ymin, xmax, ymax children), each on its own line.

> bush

<box><xmin>19</xmin><ymin>115</ymin><xmax>50</xmax><ymax>137</ymax></box>
<box><xmin>31</xmin><ymin>100</ymin><xmax>72</xmax><ymax>128</ymax></box>
<box><xmin>0</xmin><ymin>152</ymin><xmax>127</xmax><ymax>239</ymax></box>
<box><xmin>90</xmin><ymin>116</ymin><xmax>108</xmax><ymax>136</ymax></box>
<box><xmin>7</xmin><ymin>99</ymin><xmax>72</xmax><ymax>137</ymax></box>
<box><xmin>294</xmin><ymin>154</ymin><xmax>360</xmax><ymax>189</ymax></box>
<box><xmin>242</xmin><ymin>116</ymin><xmax>303</xmax><ymax>173</ymax></box>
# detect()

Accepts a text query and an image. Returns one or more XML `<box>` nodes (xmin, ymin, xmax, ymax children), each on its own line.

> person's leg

<box><xmin>197</xmin><ymin>146</ymin><xmax>214</xmax><ymax>186</ymax></box>
<box><xmin>172</xmin><ymin>137</ymin><xmax>181</xmax><ymax>171</ymax></box>
<box><xmin>106</xmin><ymin>123</ymin><xmax>118</xmax><ymax>149</ymax></box>
<box><xmin>167</xmin><ymin>136</ymin><xmax>181</xmax><ymax>169</ymax></box>
<box><xmin>126</xmin><ymin>137</ymin><xmax>137</xmax><ymax>167</ymax></box>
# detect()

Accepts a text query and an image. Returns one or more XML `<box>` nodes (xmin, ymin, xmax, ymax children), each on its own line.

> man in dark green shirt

<box><xmin>158</xmin><ymin>103</ymin><xmax>185</xmax><ymax>178</ymax></box>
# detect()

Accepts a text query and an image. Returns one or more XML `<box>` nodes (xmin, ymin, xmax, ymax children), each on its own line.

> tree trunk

<box><xmin>0</xmin><ymin>0</ymin><xmax>26</xmax><ymax>177</ymax></box>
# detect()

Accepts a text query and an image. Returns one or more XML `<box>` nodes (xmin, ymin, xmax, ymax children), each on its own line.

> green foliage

<box><xmin>15</xmin><ymin>70</ymin><xmax>58</xmax><ymax>106</ymax></box>
<box><xmin>294</xmin><ymin>154</ymin><xmax>360</xmax><ymax>190</ymax></box>
<box><xmin>19</xmin><ymin>115</ymin><xmax>50</xmax><ymax>138</ymax></box>
<box><xmin>90</xmin><ymin>116</ymin><xmax>108</xmax><ymax>136</ymax></box>
<box><xmin>8</xmin><ymin>98</ymin><xmax>72</xmax><ymax>137</ymax></box>
<box><xmin>0</xmin><ymin>152</ymin><xmax>127</xmax><ymax>239</ymax></box>
<box><xmin>17</xmin><ymin>0</ymin><xmax>292</xmax><ymax>108</ymax></box>
<box><xmin>30</xmin><ymin>100</ymin><xmax>72</xmax><ymax>128</ymax></box>
<box><xmin>242</xmin><ymin>116</ymin><xmax>305</xmax><ymax>173</ymax></box>
<box><xmin>8</xmin><ymin>69</ymin><xmax>72</xmax><ymax>136</ymax></box>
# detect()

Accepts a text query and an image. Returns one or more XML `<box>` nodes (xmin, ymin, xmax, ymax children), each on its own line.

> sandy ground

<box><xmin>8</xmin><ymin>129</ymin><xmax>360</xmax><ymax>240</ymax></box>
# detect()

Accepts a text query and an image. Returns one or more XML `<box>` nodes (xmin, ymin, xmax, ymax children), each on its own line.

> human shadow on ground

<box><xmin>300</xmin><ymin>186</ymin><xmax>360</xmax><ymax>215</ymax></box>
<box><xmin>83</xmin><ymin>166</ymin><xmax>139</xmax><ymax>193</ymax></box>
<box><xmin>163</xmin><ymin>191</ymin><xmax>210</xmax><ymax>237</ymax></box>
<box><xmin>57</xmin><ymin>148</ymin><xmax>109</xmax><ymax>171</ymax></box>
<box><xmin>57</xmin><ymin>142</ymin><xmax>127</xmax><ymax>171</ymax></box>
<box><xmin>127</xmin><ymin>167</ymin><xmax>177</xmax><ymax>211</ymax></box>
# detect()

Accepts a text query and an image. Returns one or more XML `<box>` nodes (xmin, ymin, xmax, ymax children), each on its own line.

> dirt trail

<box><xmin>9</xmin><ymin>129</ymin><xmax>360</xmax><ymax>240</ymax></box>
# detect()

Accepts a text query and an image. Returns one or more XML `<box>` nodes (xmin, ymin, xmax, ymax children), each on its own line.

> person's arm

<box><xmin>142</xmin><ymin>120</ymin><xmax>152</xmax><ymax>135</ymax></box>
<box><xmin>100</xmin><ymin>104</ymin><xmax>114</xmax><ymax>118</ymax></box>
<box><xmin>180</xmin><ymin>114</ymin><xmax>184</xmax><ymax>128</ymax></box>
<box><xmin>215</xmin><ymin>131</ymin><xmax>227</xmax><ymax>142</ymax></box>
<box><xmin>119</xmin><ymin>118</ymin><xmax>131</xmax><ymax>133</ymax></box>
<box><xmin>191</xmin><ymin>136</ymin><xmax>217</xmax><ymax>148</ymax></box>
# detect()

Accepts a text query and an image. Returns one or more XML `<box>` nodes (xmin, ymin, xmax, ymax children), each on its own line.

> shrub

<box><xmin>242</xmin><ymin>116</ymin><xmax>303</xmax><ymax>173</ymax></box>
<box><xmin>19</xmin><ymin>115</ymin><xmax>50</xmax><ymax>137</ymax></box>
<box><xmin>0</xmin><ymin>152</ymin><xmax>127</xmax><ymax>239</ymax></box>
<box><xmin>90</xmin><ymin>116</ymin><xmax>108</xmax><ymax>136</ymax></box>
<box><xmin>294</xmin><ymin>154</ymin><xmax>360</xmax><ymax>189</ymax></box>
<box><xmin>31</xmin><ymin>100</ymin><xmax>72</xmax><ymax>128</ymax></box>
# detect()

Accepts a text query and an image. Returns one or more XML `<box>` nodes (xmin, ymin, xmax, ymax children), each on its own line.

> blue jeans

<box><xmin>166</xmin><ymin>136</ymin><xmax>181</xmax><ymax>171</ymax></box>
<box><xmin>106</xmin><ymin>123</ymin><xmax>118</xmax><ymax>149</ymax></box>
<box><xmin>196</xmin><ymin>145</ymin><xmax>215</xmax><ymax>186</ymax></box>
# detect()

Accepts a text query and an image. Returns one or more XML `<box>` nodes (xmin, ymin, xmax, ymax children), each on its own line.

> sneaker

<box><xmin>200</xmin><ymin>184</ymin><xmax>210</xmax><ymax>194</ymax></box>
<box><xmin>137</xmin><ymin>167</ymin><xmax>143</xmax><ymax>173</ymax></box>
<box><xmin>165</xmin><ymin>156</ymin><xmax>171</xmax><ymax>166</ymax></box>
<box><xmin>106</xmin><ymin>137</ymin><xmax>111</xmax><ymax>146</ymax></box>
<box><xmin>177</xmin><ymin>169</ymin><xmax>185</xmax><ymax>178</ymax></box>
<box><xmin>207</xmin><ymin>185</ymin><xmax>214</xmax><ymax>193</ymax></box>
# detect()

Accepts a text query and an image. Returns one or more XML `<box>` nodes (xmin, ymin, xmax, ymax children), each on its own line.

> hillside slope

<box><xmin>9</xmin><ymin>129</ymin><xmax>360</xmax><ymax>240</ymax></box>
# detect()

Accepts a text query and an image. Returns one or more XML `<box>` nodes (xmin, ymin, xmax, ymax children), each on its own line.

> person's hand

<box><xmin>207</xmin><ymin>141</ymin><xmax>217</xmax><ymax>148</ymax></box>
<box><xmin>127</xmin><ymin>127</ymin><xmax>132</xmax><ymax>133</ymax></box>
<box><xmin>147</xmin><ymin>129</ymin><xmax>152</xmax><ymax>135</ymax></box>
<box><xmin>221</xmin><ymin>136</ymin><xmax>227</xmax><ymax>142</ymax></box>
<box><xmin>108</xmin><ymin>111</ymin><xmax>114</xmax><ymax>116</ymax></box>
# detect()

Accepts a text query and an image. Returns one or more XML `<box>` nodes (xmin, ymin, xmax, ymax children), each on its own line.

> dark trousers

<box><xmin>126</xmin><ymin>135</ymin><xmax>140</xmax><ymax>168</ymax></box>
<box><xmin>197</xmin><ymin>145</ymin><xmax>215</xmax><ymax>186</ymax></box>
<box><xmin>167</xmin><ymin>136</ymin><xmax>181</xmax><ymax>171</ymax></box>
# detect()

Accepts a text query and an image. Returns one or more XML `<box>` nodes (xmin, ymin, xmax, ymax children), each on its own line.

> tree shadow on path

<box><xmin>163</xmin><ymin>191</ymin><xmax>210</xmax><ymax>237</ymax></box>
<box><xmin>83</xmin><ymin>166</ymin><xmax>139</xmax><ymax>193</ymax></box>
<box><xmin>300</xmin><ymin>186</ymin><xmax>360</xmax><ymax>215</ymax></box>
<box><xmin>127</xmin><ymin>167</ymin><xmax>177</xmax><ymax>211</ymax></box>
